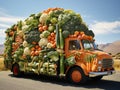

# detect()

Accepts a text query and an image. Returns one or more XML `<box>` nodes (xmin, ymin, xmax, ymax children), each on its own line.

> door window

<box><xmin>69</xmin><ymin>40</ymin><xmax>81</xmax><ymax>50</ymax></box>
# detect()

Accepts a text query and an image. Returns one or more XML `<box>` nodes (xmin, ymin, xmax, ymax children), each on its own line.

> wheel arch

<box><xmin>11</xmin><ymin>62</ymin><xmax>19</xmax><ymax>72</ymax></box>
<box><xmin>66</xmin><ymin>63</ymin><xmax>88</xmax><ymax>77</ymax></box>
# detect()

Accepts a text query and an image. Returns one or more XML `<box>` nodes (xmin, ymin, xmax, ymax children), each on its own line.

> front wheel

<box><xmin>12</xmin><ymin>64</ymin><xmax>21</xmax><ymax>77</ymax></box>
<box><xmin>67</xmin><ymin>67</ymin><xmax>87</xmax><ymax>84</ymax></box>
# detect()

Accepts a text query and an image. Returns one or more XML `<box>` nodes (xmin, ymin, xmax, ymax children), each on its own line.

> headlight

<box><xmin>98</xmin><ymin>60</ymin><xmax>102</xmax><ymax>71</ymax></box>
<box><xmin>98</xmin><ymin>66</ymin><xmax>102</xmax><ymax>71</ymax></box>
<box><xmin>98</xmin><ymin>60</ymin><xmax>102</xmax><ymax>65</ymax></box>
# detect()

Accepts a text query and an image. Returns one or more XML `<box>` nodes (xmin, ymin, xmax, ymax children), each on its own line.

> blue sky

<box><xmin>0</xmin><ymin>0</ymin><xmax>120</xmax><ymax>44</ymax></box>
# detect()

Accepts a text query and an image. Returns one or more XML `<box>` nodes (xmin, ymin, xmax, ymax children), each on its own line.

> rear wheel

<box><xmin>12</xmin><ymin>64</ymin><xmax>21</xmax><ymax>77</ymax></box>
<box><xmin>67</xmin><ymin>67</ymin><xmax>87</xmax><ymax>84</ymax></box>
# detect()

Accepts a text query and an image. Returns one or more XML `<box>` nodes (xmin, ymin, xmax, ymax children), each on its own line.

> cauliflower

<box><xmin>38</xmin><ymin>38</ymin><xmax>48</xmax><ymax>46</ymax></box>
<box><xmin>24</xmin><ymin>47</ymin><xmax>30</xmax><ymax>55</ymax></box>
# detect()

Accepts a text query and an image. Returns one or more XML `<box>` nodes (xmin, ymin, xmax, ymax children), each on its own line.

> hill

<box><xmin>98</xmin><ymin>40</ymin><xmax>120</xmax><ymax>55</ymax></box>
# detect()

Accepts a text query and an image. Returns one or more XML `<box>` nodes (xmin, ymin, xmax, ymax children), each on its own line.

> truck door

<box><xmin>65</xmin><ymin>38</ymin><xmax>81</xmax><ymax>57</ymax></box>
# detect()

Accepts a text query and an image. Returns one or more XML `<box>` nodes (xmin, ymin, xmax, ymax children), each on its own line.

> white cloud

<box><xmin>0</xmin><ymin>29</ymin><xmax>5</xmax><ymax>44</ymax></box>
<box><xmin>0</xmin><ymin>9</ymin><xmax>25</xmax><ymax>44</ymax></box>
<box><xmin>0</xmin><ymin>29</ymin><xmax>5</xmax><ymax>36</ymax></box>
<box><xmin>0</xmin><ymin>16</ymin><xmax>24</xmax><ymax>24</ymax></box>
<box><xmin>0</xmin><ymin>8</ymin><xmax>25</xmax><ymax>24</ymax></box>
<box><xmin>89</xmin><ymin>21</ymin><xmax>120</xmax><ymax>35</ymax></box>
<box><xmin>0</xmin><ymin>23</ymin><xmax>10</xmax><ymax>28</ymax></box>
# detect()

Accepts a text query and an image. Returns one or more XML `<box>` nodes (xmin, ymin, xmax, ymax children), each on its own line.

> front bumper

<box><xmin>89</xmin><ymin>70</ymin><xmax>115</xmax><ymax>77</ymax></box>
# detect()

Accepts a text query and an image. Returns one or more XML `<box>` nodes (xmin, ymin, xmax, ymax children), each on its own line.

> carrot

<box><xmin>86</xmin><ymin>62</ymin><xmax>91</xmax><ymax>72</ymax></box>
<box><xmin>91</xmin><ymin>58</ymin><xmax>98</xmax><ymax>71</ymax></box>
<box><xmin>31</xmin><ymin>51</ymin><xmax>35</xmax><ymax>56</ymax></box>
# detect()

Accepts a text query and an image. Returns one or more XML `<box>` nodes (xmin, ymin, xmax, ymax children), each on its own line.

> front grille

<box><xmin>102</xmin><ymin>59</ymin><xmax>113</xmax><ymax>68</ymax></box>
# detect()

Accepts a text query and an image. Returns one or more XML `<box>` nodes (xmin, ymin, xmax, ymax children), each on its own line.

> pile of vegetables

<box><xmin>4</xmin><ymin>7</ymin><xmax>94</xmax><ymax>75</ymax></box>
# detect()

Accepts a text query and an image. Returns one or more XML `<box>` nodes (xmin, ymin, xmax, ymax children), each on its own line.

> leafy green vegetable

<box><xmin>12</xmin><ymin>46</ymin><xmax>24</xmax><ymax>62</ymax></box>
<box><xmin>65</xmin><ymin>56</ymin><xmax>76</xmax><ymax>66</ymax></box>
<box><xmin>17</xmin><ymin>20</ymin><xmax>23</xmax><ymax>30</ymax></box>
<box><xmin>42</xmin><ymin>31</ymin><xmax>50</xmax><ymax>38</ymax></box>
<box><xmin>25</xmin><ymin>14</ymin><xmax>39</xmax><ymax>27</ymax></box>
<box><xmin>47</xmin><ymin>51</ymin><xmax>59</xmax><ymax>62</ymax></box>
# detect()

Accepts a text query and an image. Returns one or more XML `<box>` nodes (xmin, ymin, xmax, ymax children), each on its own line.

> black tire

<box><xmin>91</xmin><ymin>76</ymin><xmax>103</xmax><ymax>81</ymax></box>
<box><xmin>67</xmin><ymin>67</ymin><xmax>87</xmax><ymax>84</ymax></box>
<box><xmin>12</xmin><ymin>64</ymin><xmax>21</xmax><ymax>77</ymax></box>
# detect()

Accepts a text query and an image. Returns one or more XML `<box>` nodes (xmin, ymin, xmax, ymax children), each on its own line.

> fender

<box><xmin>65</xmin><ymin>63</ymin><xmax>88</xmax><ymax>76</ymax></box>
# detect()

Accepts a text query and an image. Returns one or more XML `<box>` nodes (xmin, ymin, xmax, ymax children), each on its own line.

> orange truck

<box><xmin>4</xmin><ymin>8</ymin><xmax>115</xmax><ymax>84</ymax></box>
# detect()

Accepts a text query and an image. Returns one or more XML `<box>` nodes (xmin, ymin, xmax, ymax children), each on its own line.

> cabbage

<box><xmin>42</xmin><ymin>31</ymin><xmax>50</xmax><ymax>38</ymax></box>
<box><xmin>39</xmin><ymin>13</ymin><xmax>48</xmax><ymax>24</ymax></box>
<box><xmin>65</xmin><ymin>56</ymin><xmax>76</xmax><ymax>66</ymax></box>
<box><xmin>47</xmin><ymin>51</ymin><xmax>59</xmax><ymax>62</ymax></box>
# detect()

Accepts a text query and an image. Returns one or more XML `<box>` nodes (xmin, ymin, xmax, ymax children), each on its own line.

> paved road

<box><xmin>0</xmin><ymin>71</ymin><xmax>120</xmax><ymax>90</ymax></box>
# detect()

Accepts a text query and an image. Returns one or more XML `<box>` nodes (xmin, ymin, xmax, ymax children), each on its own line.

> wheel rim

<box><xmin>13</xmin><ymin>66</ymin><xmax>18</xmax><ymax>76</ymax></box>
<box><xmin>71</xmin><ymin>70</ymin><xmax>82</xmax><ymax>83</ymax></box>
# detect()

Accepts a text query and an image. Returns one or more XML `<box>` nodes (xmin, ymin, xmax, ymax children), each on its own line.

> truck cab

<box><xmin>64</xmin><ymin>36</ymin><xmax>115</xmax><ymax>83</ymax></box>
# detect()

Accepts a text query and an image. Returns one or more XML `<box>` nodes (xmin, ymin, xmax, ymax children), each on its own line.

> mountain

<box><xmin>98</xmin><ymin>40</ymin><xmax>120</xmax><ymax>55</ymax></box>
<box><xmin>0</xmin><ymin>44</ymin><xmax>4</xmax><ymax>55</ymax></box>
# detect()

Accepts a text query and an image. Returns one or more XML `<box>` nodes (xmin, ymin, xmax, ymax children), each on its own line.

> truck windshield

<box><xmin>82</xmin><ymin>40</ymin><xmax>96</xmax><ymax>50</ymax></box>
<box><xmin>69</xmin><ymin>40</ymin><xmax>81</xmax><ymax>50</ymax></box>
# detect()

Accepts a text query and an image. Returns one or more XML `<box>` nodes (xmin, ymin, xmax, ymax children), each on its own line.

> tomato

<box><xmin>35</xmin><ymin>50</ymin><xmax>40</xmax><ymax>56</ymax></box>
<box><xmin>43</xmin><ymin>25</ymin><xmax>48</xmax><ymax>31</ymax></box>
<box><xmin>39</xmin><ymin>27</ymin><xmax>43</xmax><ymax>32</ymax></box>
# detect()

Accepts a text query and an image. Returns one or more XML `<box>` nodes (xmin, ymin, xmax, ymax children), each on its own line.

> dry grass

<box><xmin>113</xmin><ymin>59</ymin><xmax>120</xmax><ymax>71</ymax></box>
<box><xmin>0</xmin><ymin>56</ymin><xmax>5</xmax><ymax>71</ymax></box>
